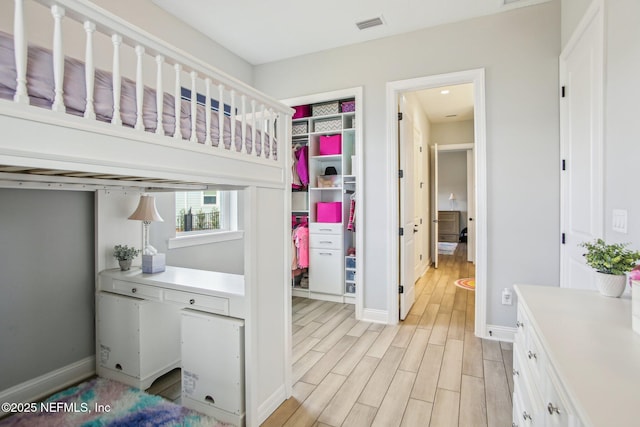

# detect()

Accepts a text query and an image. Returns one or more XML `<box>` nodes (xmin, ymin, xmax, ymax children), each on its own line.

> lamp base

<box><xmin>142</xmin><ymin>253</ymin><xmax>166</xmax><ymax>274</ymax></box>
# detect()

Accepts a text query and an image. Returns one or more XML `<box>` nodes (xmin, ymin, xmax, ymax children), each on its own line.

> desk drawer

<box><xmin>112</xmin><ymin>280</ymin><xmax>161</xmax><ymax>301</ymax></box>
<box><xmin>164</xmin><ymin>289</ymin><xmax>229</xmax><ymax>316</ymax></box>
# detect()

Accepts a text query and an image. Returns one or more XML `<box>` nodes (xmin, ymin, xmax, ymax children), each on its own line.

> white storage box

<box><xmin>312</xmin><ymin>101</ymin><xmax>339</xmax><ymax>116</ymax></box>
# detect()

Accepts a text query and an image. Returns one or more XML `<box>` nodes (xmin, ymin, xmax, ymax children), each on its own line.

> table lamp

<box><xmin>128</xmin><ymin>194</ymin><xmax>165</xmax><ymax>273</ymax></box>
<box><xmin>449</xmin><ymin>193</ymin><xmax>456</xmax><ymax>211</ymax></box>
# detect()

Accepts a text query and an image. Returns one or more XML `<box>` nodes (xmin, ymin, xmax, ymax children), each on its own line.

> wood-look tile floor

<box><xmin>262</xmin><ymin>244</ymin><xmax>513</xmax><ymax>427</ymax></box>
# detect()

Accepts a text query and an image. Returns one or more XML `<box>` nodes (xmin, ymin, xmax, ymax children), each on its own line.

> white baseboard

<box><xmin>485</xmin><ymin>324</ymin><xmax>516</xmax><ymax>342</ymax></box>
<box><xmin>362</xmin><ymin>308</ymin><xmax>389</xmax><ymax>324</ymax></box>
<box><xmin>257</xmin><ymin>384</ymin><xmax>286</xmax><ymax>425</ymax></box>
<box><xmin>0</xmin><ymin>356</ymin><xmax>95</xmax><ymax>413</ymax></box>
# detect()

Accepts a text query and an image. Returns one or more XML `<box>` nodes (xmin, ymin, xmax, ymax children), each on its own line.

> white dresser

<box><xmin>97</xmin><ymin>267</ymin><xmax>246</xmax><ymax>425</ymax></box>
<box><xmin>513</xmin><ymin>285</ymin><xmax>640</xmax><ymax>427</ymax></box>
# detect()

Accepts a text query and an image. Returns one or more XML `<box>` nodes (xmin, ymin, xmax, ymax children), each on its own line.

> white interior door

<box><xmin>399</xmin><ymin>104</ymin><xmax>415</xmax><ymax>320</ymax></box>
<box><xmin>432</xmin><ymin>144</ymin><xmax>439</xmax><ymax>269</ymax></box>
<box><xmin>466</xmin><ymin>149</ymin><xmax>475</xmax><ymax>263</ymax></box>
<box><xmin>414</xmin><ymin>128</ymin><xmax>425</xmax><ymax>281</ymax></box>
<box><xmin>560</xmin><ymin>3</ymin><xmax>603</xmax><ymax>290</ymax></box>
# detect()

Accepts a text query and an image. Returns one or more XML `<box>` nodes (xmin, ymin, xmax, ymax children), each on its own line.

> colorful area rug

<box><xmin>438</xmin><ymin>242</ymin><xmax>458</xmax><ymax>255</ymax></box>
<box><xmin>454</xmin><ymin>278</ymin><xmax>475</xmax><ymax>291</ymax></box>
<box><xmin>0</xmin><ymin>377</ymin><xmax>230</xmax><ymax>427</ymax></box>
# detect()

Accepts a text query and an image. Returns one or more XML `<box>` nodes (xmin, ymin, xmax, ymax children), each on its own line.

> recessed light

<box><xmin>440</xmin><ymin>90</ymin><xmax>450</xmax><ymax>95</ymax></box>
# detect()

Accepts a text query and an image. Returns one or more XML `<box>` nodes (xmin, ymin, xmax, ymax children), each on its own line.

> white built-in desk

<box><xmin>513</xmin><ymin>285</ymin><xmax>640</xmax><ymax>427</ymax></box>
<box><xmin>97</xmin><ymin>266</ymin><xmax>246</xmax><ymax>425</ymax></box>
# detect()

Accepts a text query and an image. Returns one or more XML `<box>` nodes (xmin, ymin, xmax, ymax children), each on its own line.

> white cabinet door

<box><xmin>310</xmin><ymin>248</ymin><xmax>343</xmax><ymax>295</ymax></box>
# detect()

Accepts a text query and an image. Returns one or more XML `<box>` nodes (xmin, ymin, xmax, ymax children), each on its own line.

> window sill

<box><xmin>168</xmin><ymin>230</ymin><xmax>244</xmax><ymax>249</ymax></box>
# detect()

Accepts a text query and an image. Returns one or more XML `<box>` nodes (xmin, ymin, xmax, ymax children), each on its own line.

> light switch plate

<box><xmin>612</xmin><ymin>209</ymin><xmax>628</xmax><ymax>233</ymax></box>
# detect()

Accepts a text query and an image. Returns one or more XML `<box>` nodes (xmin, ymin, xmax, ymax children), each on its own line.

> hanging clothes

<box><xmin>291</xmin><ymin>145</ymin><xmax>309</xmax><ymax>190</ymax></box>
<box><xmin>347</xmin><ymin>192</ymin><xmax>356</xmax><ymax>232</ymax></box>
<box><xmin>293</xmin><ymin>223</ymin><xmax>309</xmax><ymax>268</ymax></box>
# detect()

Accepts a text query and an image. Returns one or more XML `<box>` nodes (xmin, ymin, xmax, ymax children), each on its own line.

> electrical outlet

<box><xmin>502</xmin><ymin>288</ymin><xmax>513</xmax><ymax>305</ymax></box>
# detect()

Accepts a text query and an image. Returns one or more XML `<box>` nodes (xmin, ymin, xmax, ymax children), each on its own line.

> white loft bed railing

<box><xmin>0</xmin><ymin>0</ymin><xmax>292</xmax><ymax>189</ymax></box>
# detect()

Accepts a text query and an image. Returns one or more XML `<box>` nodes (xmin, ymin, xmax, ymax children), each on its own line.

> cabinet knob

<box><xmin>547</xmin><ymin>402</ymin><xmax>561</xmax><ymax>415</ymax></box>
<box><xmin>527</xmin><ymin>350</ymin><xmax>537</xmax><ymax>360</ymax></box>
<box><xmin>189</xmin><ymin>299</ymin><xmax>195</xmax><ymax>305</ymax></box>
<box><xmin>522</xmin><ymin>411</ymin><xmax>532</xmax><ymax>421</ymax></box>
<box><xmin>512</xmin><ymin>423</ymin><xmax>518</xmax><ymax>427</ymax></box>
<box><xmin>131</xmin><ymin>288</ymin><xmax>137</xmax><ymax>294</ymax></box>
<box><xmin>516</xmin><ymin>320</ymin><xmax>524</xmax><ymax>328</ymax></box>
<box><xmin>512</xmin><ymin>368</ymin><xmax>520</xmax><ymax>376</ymax></box>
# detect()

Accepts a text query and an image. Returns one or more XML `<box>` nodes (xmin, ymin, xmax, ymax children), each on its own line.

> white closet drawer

<box><xmin>164</xmin><ymin>289</ymin><xmax>229</xmax><ymax>316</ymax></box>
<box><xmin>544</xmin><ymin>365</ymin><xmax>581</xmax><ymax>427</ymax></box>
<box><xmin>310</xmin><ymin>223</ymin><xmax>341</xmax><ymax>234</ymax></box>
<box><xmin>310</xmin><ymin>233</ymin><xmax>341</xmax><ymax>249</ymax></box>
<box><xmin>112</xmin><ymin>280</ymin><xmax>161</xmax><ymax>301</ymax></box>
<box><xmin>309</xmin><ymin>249</ymin><xmax>343</xmax><ymax>295</ymax></box>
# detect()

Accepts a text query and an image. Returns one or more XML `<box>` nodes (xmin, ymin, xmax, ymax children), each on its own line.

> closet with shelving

<box><xmin>286</xmin><ymin>88</ymin><xmax>363</xmax><ymax>312</ymax></box>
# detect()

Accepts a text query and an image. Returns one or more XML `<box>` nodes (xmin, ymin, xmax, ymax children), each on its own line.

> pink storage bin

<box><xmin>292</xmin><ymin>105</ymin><xmax>311</xmax><ymax>119</ymax></box>
<box><xmin>317</xmin><ymin>202</ymin><xmax>342</xmax><ymax>223</ymax></box>
<box><xmin>319</xmin><ymin>134</ymin><xmax>342</xmax><ymax>155</ymax></box>
<box><xmin>341</xmin><ymin>100</ymin><xmax>355</xmax><ymax>113</ymax></box>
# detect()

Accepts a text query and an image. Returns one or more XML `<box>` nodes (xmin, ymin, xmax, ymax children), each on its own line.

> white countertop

<box><xmin>514</xmin><ymin>284</ymin><xmax>640</xmax><ymax>427</ymax></box>
<box><xmin>100</xmin><ymin>266</ymin><xmax>244</xmax><ymax>298</ymax></box>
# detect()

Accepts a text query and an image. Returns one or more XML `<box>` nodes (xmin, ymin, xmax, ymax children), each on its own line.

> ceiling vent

<box><xmin>356</xmin><ymin>17</ymin><xmax>384</xmax><ymax>30</ymax></box>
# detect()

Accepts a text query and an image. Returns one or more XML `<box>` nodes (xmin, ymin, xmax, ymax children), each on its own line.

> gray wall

<box><xmin>438</xmin><ymin>151</ymin><xmax>468</xmax><ymax>232</ymax></box>
<box><xmin>431</xmin><ymin>120</ymin><xmax>475</xmax><ymax>146</ymax></box>
<box><xmin>0</xmin><ymin>189</ymin><xmax>95</xmax><ymax>390</ymax></box>
<box><xmin>255</xmin><ymin>1</ymin><xmax>561</xmax><ymax>327</ymax></box>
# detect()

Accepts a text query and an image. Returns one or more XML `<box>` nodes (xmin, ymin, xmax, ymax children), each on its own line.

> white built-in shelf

<box><xmin>310</xmin><ymin>187</ymin><xmax>341</xmax><ymax>191</ymax></box>
<box><xmin>311</xmin><ymin>154</ymin><xmax>341</xmax><ymax>161</ymax></box>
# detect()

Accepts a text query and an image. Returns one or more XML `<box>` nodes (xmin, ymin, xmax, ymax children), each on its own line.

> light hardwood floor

<box><xmin>263</xmin><ymin>243</ymin><xmax>513</xmax><ymax>427</ymax></box>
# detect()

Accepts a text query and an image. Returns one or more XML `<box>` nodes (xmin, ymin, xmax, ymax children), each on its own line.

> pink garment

<box><xmin>295</xmin><ymin>146</ymin><xmax>309</xmax><ymax>186</ymax></box>
<box><xmin>347</xmin><ymin>198</ymin><xmax>356</xmax><ymax>231</ymax></box>
<box><xmin>294</xmin><ymin>226</ymin><xmax>309</xmax><ymax>268</ymax></box>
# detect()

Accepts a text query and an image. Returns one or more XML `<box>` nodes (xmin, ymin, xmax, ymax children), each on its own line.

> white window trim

<box><xmin>169</xmin><ymin>191</ymin><xmax>241</xmax><ymax>249</ymax></box>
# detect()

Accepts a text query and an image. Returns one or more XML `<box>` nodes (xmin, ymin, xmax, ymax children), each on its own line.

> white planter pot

<box><xmin>595</xmin><ymin>272</ymin><xmax>626</xmax><ymax>297</ymax></box>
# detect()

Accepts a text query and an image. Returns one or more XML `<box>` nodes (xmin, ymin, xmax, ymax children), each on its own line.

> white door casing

<box><xmin>560</xmin><ymin>0</ymin><xmax>604</xmax><ymax>290</ymax></box>
<box><xmin>414</xmin><ymin>128</ymin><xmax>426</xmax><ymax>280</ymax></box>
<box><xmin>399</xmin><ymin>101</ymin><xmax>416</xmax><ymax>320</ymax></box>
<box><xmin>433</xmin><ymin>144</ymin><xmax>440</xmax><ymax>269</ymax></box>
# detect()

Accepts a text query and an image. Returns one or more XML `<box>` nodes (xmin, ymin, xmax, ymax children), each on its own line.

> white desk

<box><xmin>96</xmin><ymin>266</ymin><xmax>246</xmax><ymax>425</ymax></box>
<box><xmin>513</xmin><ymin>285</ymin><xmax>640</xmax><ymax>427</ymax></box>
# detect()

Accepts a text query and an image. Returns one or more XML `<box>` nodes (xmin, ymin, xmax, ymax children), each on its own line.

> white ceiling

<box><xmin>153</xmin><ymin>0</ymin><xmax>552</xmax><ymax>65</ymax></box>
<box><xmin>415</xmin><ymin>84</ymin><xmax>474</xmax><ymax>124</ymax></box>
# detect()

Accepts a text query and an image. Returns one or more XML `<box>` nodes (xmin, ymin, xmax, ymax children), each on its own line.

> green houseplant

<box><xmin>580</xmin><ymin>239</ymin><xmax>640</xmax><ymax>297</ymax></box>
<box><xmin>113</xmin><ymin>244</ymin><xmax>141</xmax><ymax>271</ymax></box>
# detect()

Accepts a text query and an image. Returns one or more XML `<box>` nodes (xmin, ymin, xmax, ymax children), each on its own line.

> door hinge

<box><xmin>561</xmin><ymin>86</ymin><xmax>566</xmax><ymax>98</ymax></box>
<box><xmin>561</xmin><ymin>233</ymin><xmax>566</xmax><ymax>244</ymax></box>
<box><xmin>399</xmin><ymin>227</ymin><xmax>404</xmax><ymax>236</ymax></box>
<box><xmin>420</xmin><ymin>254</ymin><xmax>423</xmax><ymax>261</ymax></box>
<box><xmin>562</xmin><ymin>159</ymin><xmax>566</xmax><ymax>171</ymax></box>
<box><xmin>398</xmin><ymin>112</ymin><xmax>403</xmax><ymax>121</ymax></box>
<box><xmin>399</xmin><ymin>285</ymin><xmax>404</xmax><ymax>294</ymax></box>
<box><xmin>399</xmin><ymin>169</ymin><xmax>404</xmax><ymax>178</ymax></box>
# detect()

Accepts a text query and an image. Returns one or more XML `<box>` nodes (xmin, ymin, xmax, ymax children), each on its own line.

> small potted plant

<box><xmin>113</xmin><ymin>244</ymin><xmax>141</xmax><ymax>271</ymax></box>
<box><xmin>579</xmin><ymin>239</ymin><xmax>640</xmax><ymax>297</ymax></box>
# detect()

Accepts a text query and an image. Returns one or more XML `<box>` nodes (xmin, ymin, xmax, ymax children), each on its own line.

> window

<box><xmin>203</xmin><ymin>191</ymin><xmax>217</xmax><ymax>206</ymax></box>
<box><xmin>174</xmin><ymin>190</ymin><xmax>236</xmax><ymax>234</ymax></box>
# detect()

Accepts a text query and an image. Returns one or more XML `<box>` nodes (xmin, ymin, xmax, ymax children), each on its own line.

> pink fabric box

<box><xmin>341</xmin><ymin>100</ymin><xmax>355</xmax><ymax>113</ymax></box>
<box><xmin>292</xmin><ymin>105</ymin><xmax>311</xmax><ymax>119</ymax></box>
<box><xmin>317</xmin><ymin>202</ymin><xmax>342</xmax><ymax>223</ymax></box>
<box><xmin>319</xmin><ymin>134</ymin><xmax>342</xmax><ymax>155</ymax></box>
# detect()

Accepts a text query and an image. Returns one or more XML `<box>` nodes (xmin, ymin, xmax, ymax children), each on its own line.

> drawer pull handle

<box><xmin>189</xmin><ymin>299</ymin><xmax>195</xmax><ymax>305</ymax></box>
<box><xmin>131</xmin><ymin>288</ymin><xmax>137</xmax><ymax>294</ymax></box>
<box><xmin>522</xmin><ymin>411</ymin><xmax>532</xmax><ymax>421</ymax></box>
<box><xmin>320</xmin><ymin>228</ymin><xmax>331</xmax><ymax>232</ymax></box>
<box><xmin>320</xmin><ymin>241</ymin><xmax>332</xmax><ymax>244</ymax></box>
<box><xmin>516</xmin><ymin>320</ymin><xmax>524</xmax><ymax>328</ymax></box>
<box><xmin>527</xmin><ymin>350</ymin><xmax>537</xmax><ymax>360</ymax></box>
<box><xmin>319</xmin><ymin>252</ymin><xmax>332</xmax><ymax>256</ymax></box>
<box><xmin>512</xmin><ymin>423</ymin><xmax>519</xmax><ymax>427</ymax></box>
<box><xmin>547</xmin><ymin>402</ymin><xmax>561</xmax><ymax>415</ymax></box>
<box><xmin>205</xmin><ymin>395</ymin><xmax>215</xmax><ymax>404</ymax></box>
<box><xmin>513</xmin><ymin>368</ymin><xmax>519</xmax><ymax>376</ymax></box>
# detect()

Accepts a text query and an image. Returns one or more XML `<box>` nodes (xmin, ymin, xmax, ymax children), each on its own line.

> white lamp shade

<box><xmin>449</xmin><ymin>193</ymin><xmax>456</xmax><ymax>201</ymax></box>
<box><xmin>128</xmin><ymin>195</ymin><xmax>164</xmax><ymax>222</ymax></box>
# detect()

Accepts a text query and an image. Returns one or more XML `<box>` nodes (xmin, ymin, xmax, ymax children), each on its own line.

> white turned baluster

<box><xmin>204</xmin><ymin>78</ymin><xmax>212</xmax><ymax>146</ymax></box>
<box><xmin>266</xmin><ymin>108</ymin><xmax>273</xmax><ymax>159</ymax></box>
<box><xmin>218</xmin><ymin>84</ymin><xmax>224</xmax><ymax>148</ymax></box>
<box><xmin>189</xmin><ymin>71</ymin><xmax>197</xmax><ymax>142</ymax></box>
<box><xmin>250</xmin><ymin>100</ymin><xmax>256</xmax><ymax>155</ymax></box>
<box><xmin>173</xmin><ymin>63</ymin><xmax>182</xmax><ymax>140</ymax></box>
<box><xmin>259</xmin><ymin>104</ymin><xmax>265</xmax><ymax>157</ymax></box>
<box><xmin>155</xmin><ymin>55</ymin><xmax>164</xmax><ymax>135</ymax></box>
<box><xmin>13</xmin><ymin>0</ymin><xmax>29</xmax><ymax>104</ymax></box>
<box><xmin>241</xmin><ymin>95</ymin><xmax>247</xmax><ymax>153</ymax></box>
<box><xmin>83</xmin><ymin>21</ymin><xmax>96</xmax><ymax>119</ymax></box>
<box><xmin>134</xmin><ymin>45</ymin><xmax>145</xmax><ymax>131</ymax></box>
<box><xmin>271</xmin><ymin>109</ymin><xmax>277</xmax><ymax>160</ymax></box>
<box><xmin>51</xmin><ymin>5</ymin><xmax>65</xmax><ymax>113</ymax></box>
<box><xmin>111</xmin><ymin>34</ymin><xmax>122</xmax><ymax>125</ymax></box>
<box><xmin>229</xmin><ymin>90</ymin><xmax>236</xmax><ymax>150</ymax></box>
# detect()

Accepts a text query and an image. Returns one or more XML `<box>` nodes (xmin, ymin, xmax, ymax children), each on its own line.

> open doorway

<box><xmin>386</xmin><ymin>69</ymin><xmax>487</xmax><ymax>338</ymax></box>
